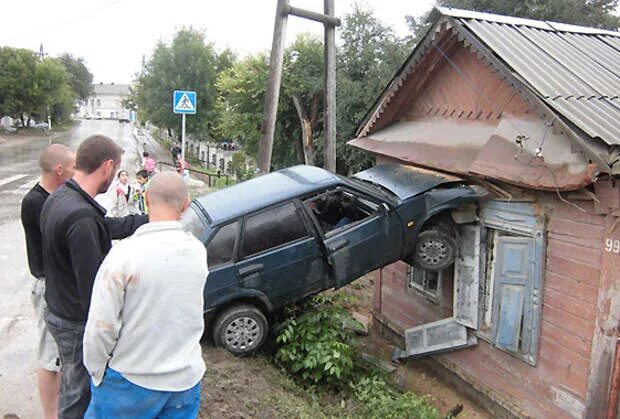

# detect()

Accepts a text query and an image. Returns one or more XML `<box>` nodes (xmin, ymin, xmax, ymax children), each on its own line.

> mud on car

<box><xmin>182</xmin><ymin>164</ymin><xmax>485</xmax><ymax>356</ymax></box>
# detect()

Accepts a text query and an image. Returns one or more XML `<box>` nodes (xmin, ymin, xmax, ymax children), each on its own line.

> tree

<box><xmin>437</xmin><ymin>0</ymin><xmax>620</xmax><ymax>29</ymax></box>
<box><xmin>34</xmin><ymin>58</ymin><xmax>74</xmax><ymax>124</ymax></box>
<box><xmin>283</xmin><ymin>34</ymin><xmax>324</xmax><ymax>166</ymax></box>
<box><xmin>336</xmin><ymin>5</ymin><xmax>411</xmax><ymax>173</ymax></box>
<box><xmin>58</xmin><ymin>54</ymin><xmax>94</xmax><ymax>102</ymax></box>
<box><xmin>0</xmin><ymin>47</ymin><xmax>38</xmax><ymax>126</ymax></box>
<box><xmin>134</xmin><ymin>28</ymin><xmax>230</xmax><ymax>139</ymax></box>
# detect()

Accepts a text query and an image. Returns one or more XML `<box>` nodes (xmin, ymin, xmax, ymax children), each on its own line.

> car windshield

<box><xmin>181</xmin><ymin>205</ymin><xmax>207</xmax><ymax>238</ymax></box>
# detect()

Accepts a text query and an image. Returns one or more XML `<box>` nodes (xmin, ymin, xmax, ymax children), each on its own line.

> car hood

<box><xmin>352</xmin><ymin>164</ymin><xmax>466</xmax><ymax>200</ymax></box>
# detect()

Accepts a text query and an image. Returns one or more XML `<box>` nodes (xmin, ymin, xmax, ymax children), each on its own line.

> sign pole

<box><xmin>181</xmin><ymin>113</ymin><xmax>186</xmax><ymax>163</ymax></box>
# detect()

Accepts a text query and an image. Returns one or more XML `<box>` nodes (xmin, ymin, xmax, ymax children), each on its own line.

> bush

<box><xmin>275</xmin><ymin>295</ymin><xmax>359</xmax><ymax>390</ymax></box>
<box><xmin>351</xmin><ymin>376</ymin><xmax>439</xmax><ymax>419</ymax></box>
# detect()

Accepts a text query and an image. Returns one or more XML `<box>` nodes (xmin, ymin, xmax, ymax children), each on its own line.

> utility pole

<box><xmin>257</xmin><ymin>0</ymin><xmax>340</xmax><ymax>173</ymax></box>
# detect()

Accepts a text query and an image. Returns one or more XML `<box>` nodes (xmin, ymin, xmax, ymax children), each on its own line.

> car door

<box><xmin>235</xmin><ymin>201</ymin><xmax>330</xmax><ymax>309</ymax></box>
<box><xmin>203</xmin><ymin>221</ymin><xmax>241</xmax><ymax>311</ymax></box>
<box><xmin>305</xmin><ymin>188</ymin><xmax>403</xmax><ymax>289</ymax></box>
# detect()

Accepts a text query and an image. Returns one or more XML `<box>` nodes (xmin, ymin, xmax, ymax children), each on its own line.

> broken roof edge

<box><xmin>433</xmin><ymin>7</ymin><xmax>620</xmax><ymax>37</ymax></box>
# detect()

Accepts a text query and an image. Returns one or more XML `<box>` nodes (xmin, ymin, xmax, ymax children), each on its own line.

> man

<box><xmin>21</xmin><ymin>144</ymin><xmax>75</xmax><ymax>419</ymax></box>
<box><xmin>40</xmin><ymin>135</ymin><xmax>147</xmax><ymax>418</ymax></box>
<box><xmin>84</xmin><ymin>172</ymin><xmax>207</xmax><ymax>418</ymax></box>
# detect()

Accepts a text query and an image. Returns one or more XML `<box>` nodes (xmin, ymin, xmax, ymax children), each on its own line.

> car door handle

<box><xmin>328</xmin><ymin>238</ymin><xmax>349</xmax><ymax>252</ymax></box>
<box><xmin>238</xmin><ymin>264</ymin><xmax>263</xmax><ymax>277</ymax></box>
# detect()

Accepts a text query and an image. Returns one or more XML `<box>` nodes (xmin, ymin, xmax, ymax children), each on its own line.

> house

<box><xmin>79</xmin><ymin>83</ymin><xmax>130</xmax><ymax>119</ymax></box>
<box><xmin>349</xmin><ymin>8</ymin><xmax>620</xmax><ymax>419</ymax></box>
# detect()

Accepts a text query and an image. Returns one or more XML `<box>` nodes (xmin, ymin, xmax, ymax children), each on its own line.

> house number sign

<box><xmin>605</xmin><ymin>238</ymin><xmax>620</xmax><ymax>254</ymax></box>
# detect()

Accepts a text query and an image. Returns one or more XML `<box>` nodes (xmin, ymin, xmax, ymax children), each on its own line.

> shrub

<box><xmin>351</xmin><ymin>375</ymin><xmax>439</xmax><ymax>419</ymax></box>
<box><xmin>275</xmin><ymin>295</ymin><xmax>359</xmax><ymax>390</ymax></box>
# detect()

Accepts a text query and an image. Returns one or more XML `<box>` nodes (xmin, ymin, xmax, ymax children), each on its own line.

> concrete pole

<box><xmin>257</xmin><ymin>0</ymin><xmax>289</xmax><ymax>173</ymax></box>
<box><xmin>324</xmin><ymin>0</ymin><xmax>337</xmax><ymax>172</ymax></box>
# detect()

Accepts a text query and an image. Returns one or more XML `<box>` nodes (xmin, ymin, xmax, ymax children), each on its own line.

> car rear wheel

<box><xmin>413</xmin><ymin>228</ymin><xmax>457</xmax><ymax>271</ymax></box>
<box><xmin>213</xmin><ymin>304</ymin><xmax>268</xmax><ymax>356</ymax></box>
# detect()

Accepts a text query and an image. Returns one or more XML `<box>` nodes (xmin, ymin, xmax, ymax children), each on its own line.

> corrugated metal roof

<box><xmin>438</xmin><ymin>7</ymin><xmax>620</xmax><ymax>146</ymax></box>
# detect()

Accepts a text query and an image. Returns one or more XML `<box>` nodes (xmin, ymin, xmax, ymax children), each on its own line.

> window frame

<box><xmin>205</xmin><ymin>220</ymin><xmax>241</xmax><ymax>269</ymax></box>
<box><xmin>238</xmin><ymin>200</ymin><xmax>313</xmax><ymax>260</ymax></box>
<box><xmin>301</xmin><ymin>186</ymin><xmax>383</xmax><ymax>239</ymax></box>
<box><xmin>406</xmin><ymin>265</ymin><xmax>445</xmax><ymax>304</ymax></box>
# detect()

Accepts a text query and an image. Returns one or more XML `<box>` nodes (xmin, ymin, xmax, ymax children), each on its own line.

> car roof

<box><xmin>194</xmin><ymin>165</ymin><xmax>342</xmax><ymax>225</ymax></box>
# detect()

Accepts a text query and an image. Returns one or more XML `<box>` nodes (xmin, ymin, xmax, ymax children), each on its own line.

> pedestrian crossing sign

<box><xmin>173</xmin><ymin>90</ymin><xmax>197</xmax><ymax>114</ymax></box>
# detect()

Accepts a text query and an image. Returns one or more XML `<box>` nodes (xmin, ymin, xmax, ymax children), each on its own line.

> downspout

<box><xmin>607</xmin><ymin>338</ymin><xmax>620</xmax><ymax>419</ymax></box>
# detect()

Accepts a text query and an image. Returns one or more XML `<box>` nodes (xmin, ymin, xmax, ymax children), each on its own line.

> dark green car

<box><xmin>182</xmin><ymin>164</ymin><xmax>483</xmax><ymax>355</ymax></box>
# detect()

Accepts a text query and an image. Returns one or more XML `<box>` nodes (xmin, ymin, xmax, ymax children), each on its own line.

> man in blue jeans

<box><xmin>41</xmin><ymin>135</ymin><xmax>147</xmax><ymax>418</ymax></box>
<box><xmin>84</xmin><ymin>171</ymin><xmax>208</xmax><ymax>418</ymax></box>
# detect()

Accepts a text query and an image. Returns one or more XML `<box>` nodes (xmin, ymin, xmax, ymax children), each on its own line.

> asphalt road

<box><xmin>0</xmin><ymin>120</ymin><xmax>161</xmax><ymax>418</ymax></box>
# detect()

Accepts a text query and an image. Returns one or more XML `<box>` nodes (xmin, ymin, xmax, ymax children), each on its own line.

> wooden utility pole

<box><xmin>323</xmin><ymin>0</ymin><xmax>336</xmax><ymax>172</ymax></box>
<box><xmin>257</xmin><ymin>0</ymin><xmax>340</xmax><ymax>174</ymax></box>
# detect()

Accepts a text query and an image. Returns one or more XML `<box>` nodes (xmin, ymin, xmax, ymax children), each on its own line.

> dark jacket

<box><xmin>41</xmin><ymin>179</ymin><xmax>147</xmax><ymax>321</ymax></box>
<box><xmin>21</xmin><ymin>183</ymin><xmax>50</xmax><ymax>278</ymax></box>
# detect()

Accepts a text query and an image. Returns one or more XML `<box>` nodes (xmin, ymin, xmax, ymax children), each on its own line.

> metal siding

<box><xmin>516</xmin><ymin>27</ymin><xmax>619</xmax><ymax>96</ymax></box>
<box><xmin>559</xmin><ymin>33</ymin><xmax>620</xmax><ymax>77</ymax></box>
<box><xmin>548</xmin><ymin>97</ymin><xmax>620</xmax><ymax>141</ymax></box>
<box><xmin>600</xmin><ymin>35</ymin><xmax>620</xmax><ymax>52</ymax></box>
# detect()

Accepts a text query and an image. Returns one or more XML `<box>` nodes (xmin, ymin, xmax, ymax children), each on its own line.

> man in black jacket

<box><xmin>40</xmin><ymin>135</ymin><xmax>147</xmax><ymax>419</ymax></box>
<box><xmin>21</xmin><ymin>143</ymin><xmax>75</xmax><ymax>419</ymax></box>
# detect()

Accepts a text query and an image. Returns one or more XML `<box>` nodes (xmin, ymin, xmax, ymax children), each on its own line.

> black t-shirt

<box><xmin>21</xmin><ymin>183</ymin><xmax>50</xmax><ymax>278</ymax></box>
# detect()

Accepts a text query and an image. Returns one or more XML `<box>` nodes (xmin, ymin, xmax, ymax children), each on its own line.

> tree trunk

<box><xmin>292</xmin><ymin>94</ymin><xmax>315</xmax><ymax>166</ymax></box>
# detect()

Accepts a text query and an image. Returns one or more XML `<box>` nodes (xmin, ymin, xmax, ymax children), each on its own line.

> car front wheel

<box><xmin>412</xmin><ymin>228</ymin><xmax>457</xmax><ymax>271</ymax></box>
<box><xmin>213</xmin><ymin>304</ymin><xmax>268</xmax><ymax>356</ymax></box>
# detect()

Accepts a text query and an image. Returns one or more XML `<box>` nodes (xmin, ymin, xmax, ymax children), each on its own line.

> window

<box><xmin>207</xmin><ymin>222</ymin><xmax>239</xmax><ymax>268</ymax></box>
<box><xmin>304</xmin><ymin>189</ymin><xmax>379</xmax><ymax>236</ymax></box>
<box><xmin>181</xmin><ymin>206</ymin><xmax>206</xmax><ymax>239</ymax></box>
<box><xmin>407</xmin><ymin>265</ymin><xmax>443</xmax><ymax>303</ymax></box>
<box><xmin>242</xmin><ymin>203</ymin><xmax>308</xmax><ymax>258</ymax></box>
<box><xmin>96</xmin><ymin>98</ymin><xmax>101</xmax><ymax>106</ymax></box>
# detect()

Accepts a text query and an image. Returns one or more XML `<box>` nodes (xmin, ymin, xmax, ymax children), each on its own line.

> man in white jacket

<box><xmin>83</xmin><ymin>171</ymin><xmax>208</xmax><ymax>418</ymax></box>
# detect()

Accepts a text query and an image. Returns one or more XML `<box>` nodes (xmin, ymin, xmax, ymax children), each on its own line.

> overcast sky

<box><xmin>2</xmin><ymin>0</ymin><xmax>435</xmax><ymax>84</ymax></box>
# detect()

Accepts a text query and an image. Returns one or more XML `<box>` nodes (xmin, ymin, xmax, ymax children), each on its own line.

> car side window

<box><xmin>304</xmin><ymin>189</ymin><xmax>379</xmax><ymax>236</ymax></box>
<box><xmin>207</xmin><ymin>222</ymin><xmax>239</xmax><ymax>268</ymax></box>
<box><xmin>242</xmin><ymin>202</ymin><xmax>308</xmax><ymax>258</ymax></box>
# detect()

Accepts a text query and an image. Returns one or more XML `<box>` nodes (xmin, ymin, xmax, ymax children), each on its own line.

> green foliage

<box><xmin>230</xmin><ymin>151</ymin><xmax>249</xmax><ymax>180</ymax></box>
<box><xmin>275</xmin><ymin>295</ymin><xmax>359</xmax><ymax>390</ymax></box>
<box><xmin>351</xmin><ymin>375</ymin><xmax>439</xmax><ymax>419</ymax></box>
<box><xmin>0</xmin><ymin>47</ymin><xmax>76</xmax><ymax>125</ymax></box>
<box><xmin>437</xmin><ymin>0</ymin><xmax>620</xmax><ymax>29</ymax></box>
<box><xmin>134</xmin><ymin>28</ymin><xmax>234</xmax><ymax>139</ymax></box>
<box><xmin>57</xmin><ymin>54</ymin><xmax>94</xmax><ymax>101</ymax></box>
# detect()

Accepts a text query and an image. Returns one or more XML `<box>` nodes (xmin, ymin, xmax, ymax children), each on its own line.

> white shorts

<box><xmin>31</xmin><ymin>278</ymin><xmax>61</xmax><ymax>372</ymax></box>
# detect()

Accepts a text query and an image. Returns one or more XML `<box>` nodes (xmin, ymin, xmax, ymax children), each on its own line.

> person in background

<box><xmin>175</xmin><ymin>154</ymin><xmax>189</xmax><ymax>179</ymax></box>
<box><xmin>40</xmin><ymin>135</ymin><xmax>148</xmax><ymax>418</ymax></box>
<box><xmin>135</xmin><ymin>169</ymin><xmax>149</xmax><ymax>214</ymax></box>
<box><xmin>110</xmin><ymin>170</ymin><xmax>137</xmax><ymax>217</ymax></box>
<box><xmin>142</xmin><ymin>152</ymin><xmax>156</xmax><ymax>177</ymax></box>
<box><xmin>171</xmin><ymin>142</ymin><xmax>182</xmax><ymax>163</ymax></box>
<box><xmin>21</xmin><ymin>143</ymin><xmax>75</xmax><ymax>419</ymax></box>
<box><xmin>84</xmin><ymin>171</ymin><xmax>207</xmax><ymax>418</ymax></box>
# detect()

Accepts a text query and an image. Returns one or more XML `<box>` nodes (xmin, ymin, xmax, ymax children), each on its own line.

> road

<box><xmin>0</xmin><ymin>120</ymin><xmax>163</xmax><ymax>418</ymax></box>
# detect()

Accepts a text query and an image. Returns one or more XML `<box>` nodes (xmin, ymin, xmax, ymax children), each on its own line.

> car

<box><xmin>182</xmin><ymin>164</ymin><xmax>485</xmax><ymax>356</ymax></box>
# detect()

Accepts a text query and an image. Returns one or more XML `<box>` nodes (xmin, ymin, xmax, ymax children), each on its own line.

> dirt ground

<box><xmin>198</xmin><ymin>275</ymin><xmax>491</xmax><ymax>419</ymax></box>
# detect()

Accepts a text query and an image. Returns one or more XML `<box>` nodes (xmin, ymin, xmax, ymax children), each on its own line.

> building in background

<box><xmin>79</xmin><ymin>83</ymin><xmax>130</xmax><ymax>120</ymax></box>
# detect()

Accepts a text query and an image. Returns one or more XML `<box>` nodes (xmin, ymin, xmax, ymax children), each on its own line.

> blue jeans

<box><xmin>44</xmin><ymin>311</ymin><xmax>90</xmax><ymax>419</ymax></box>
<box><xmin>85</xmin><ymin>368</ymin><xmax>201</xmax><ymax>419</ymax></box>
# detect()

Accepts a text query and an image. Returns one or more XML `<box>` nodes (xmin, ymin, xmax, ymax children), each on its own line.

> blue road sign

<box><xmin>173</xmin><ymin>90</ymin><xmax>197</xmax><ymax>114</ymax></box>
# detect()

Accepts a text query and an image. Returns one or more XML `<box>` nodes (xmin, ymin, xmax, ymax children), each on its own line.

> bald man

<box><xmin>84</xmin><ymin>172</ymin><xmax>208</xmax><ymax>418</ymax></box>
<box><xmin>21</xmin><ymin>143</ymin><xmax>75</xmax><ymax>419</ymax></box>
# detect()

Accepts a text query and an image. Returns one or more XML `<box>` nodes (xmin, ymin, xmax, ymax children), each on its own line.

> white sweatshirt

<box><xmin>84</xmin><ymin>221</ymin><xmax>208</xmax><ymax>391</ymax></box>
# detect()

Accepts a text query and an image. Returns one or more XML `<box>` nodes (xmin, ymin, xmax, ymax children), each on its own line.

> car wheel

<box><xmin>213</xmin><ymin>304</ymin><xmax>268</xmax><ymax>356</ymax></box>
<box><xmin>413</xmin><ymin>228</ymin><xmax>457</xmax><ymax>271</ymax></box>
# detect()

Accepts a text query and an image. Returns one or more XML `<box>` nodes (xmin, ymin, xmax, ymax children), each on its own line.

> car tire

<box><xmin>413</xmin><ymin>227</ymin><xmax>457</xmax><ymax>271</ymax></box>
<box><xmin>213</xmin><ymin>304</ymin><xmax>268</xmax><ymax>356</ymax></box>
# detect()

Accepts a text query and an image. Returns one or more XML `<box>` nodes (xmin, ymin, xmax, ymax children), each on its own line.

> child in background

<box><xmin>135</xmin><ymin>170</ymin><xmax>149</xmax><ymax>214</ymax></box>
<box><xmin>142</xmin><ymin>152</ymin><xmax>156</xmax><ymax>177</ymax></box>
<box><xmin>111</xmin><ymin>170</ymin><xmax>138</xmax><ymax>217</ymax></box>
